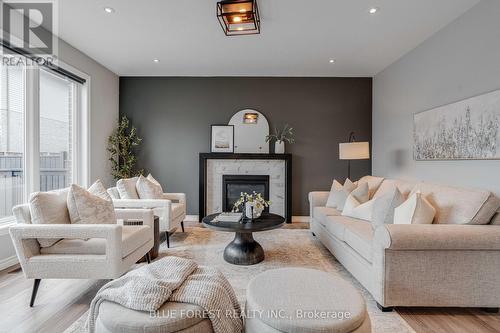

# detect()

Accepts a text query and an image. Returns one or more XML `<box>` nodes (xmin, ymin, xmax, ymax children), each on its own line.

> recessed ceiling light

<box><xmin>329</xmin><ymin>59</ymin><xmax>335</xmax><ymax>64</ymax></box>
<box><xmin>153</xmin><ymin>59</ymin><xmax>160</xmax><ymax>63</ymax></box>
<box><xmin>369</xmin><ymin>7</ymin><xmax>379</xmax><ymax>14</ymax></box>
<box><xmin>104</xmin><ymin>7</ymin><xmax>115</xmax><ymax>14</ymax></box>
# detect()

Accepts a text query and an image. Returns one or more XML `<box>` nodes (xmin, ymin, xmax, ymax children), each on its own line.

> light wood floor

<box><xmin>397</xmin><ymin>308</ymin><xmax>500</xmax><ymax>333</ymax></box>
<box><xmin>1</xmin><ymin>221</ymin><xmax>498</xmax><ymax>333</ymax></box>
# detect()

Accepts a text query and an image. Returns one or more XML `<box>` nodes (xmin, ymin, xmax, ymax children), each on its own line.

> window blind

<box><xmin>1</xmin><ymin>40</ymin><xmax>86</xmax><ymax>85</ymax></box>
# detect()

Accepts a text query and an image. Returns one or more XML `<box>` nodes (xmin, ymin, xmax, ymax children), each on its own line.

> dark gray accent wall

<box><xmin>120</xmin><ymin>77</ymin><xmax>372</xmax><ymax>215</ymax></box>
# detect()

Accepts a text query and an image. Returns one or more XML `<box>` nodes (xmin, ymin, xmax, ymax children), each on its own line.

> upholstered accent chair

<box><xmin>107</xmin><ymin>187</ymin><xmax>186</xmax><ymax>248</ymax></box>
<box><xmin>10</xmin><ymin>205</ymin><xmax>154</xmax><ymax>307</ymax></box>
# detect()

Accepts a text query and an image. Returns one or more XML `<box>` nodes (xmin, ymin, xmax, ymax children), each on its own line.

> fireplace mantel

<box><xmin>199</xmin><ymin>153</ymin><xmax>292</xmax><ymax>222</ymax></box>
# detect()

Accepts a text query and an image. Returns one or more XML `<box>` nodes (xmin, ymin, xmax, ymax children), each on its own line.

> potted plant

<box><xmin>107</xmin><ymin>116</ymin><xmax>143</xmax><ymax>180</ymax></box>
<box><xmin>232</xmin><ymin>191</ymin><xmax>271</xmax><ymax>219</ymax></box>
<box><xmin>266</xmin><ymin>124</ymin><xmax>295</xmax><ymax>153</ymax></box>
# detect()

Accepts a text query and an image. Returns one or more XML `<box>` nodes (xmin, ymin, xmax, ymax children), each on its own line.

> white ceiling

<box><xmin>56</xmin><ymin>0</ymin><xmax>480</xmax><ymax>77</ymax></box>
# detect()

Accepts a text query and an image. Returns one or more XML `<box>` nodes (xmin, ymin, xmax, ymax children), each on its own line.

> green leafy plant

<box><xmin>265</xmin><ymin>124</ymin><xmax>295</xmax><ymax>144</ymax></box>
<box><xmin>107</xmin><ymin>116</ymin><xmax>143</xmax><ymax>180</ymax></box>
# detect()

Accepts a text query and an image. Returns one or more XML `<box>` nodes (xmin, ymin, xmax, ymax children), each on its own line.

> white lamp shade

<box><xmin>339</xmin><ymin>142</ymin><xmax>370</xmax><ymax>160</ymax></box>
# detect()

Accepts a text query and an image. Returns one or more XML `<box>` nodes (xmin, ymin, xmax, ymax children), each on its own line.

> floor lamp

<box><xmin>339</xmin><ymin>132</ymin><xmax>370</xmax><ymax>180</ymax></box>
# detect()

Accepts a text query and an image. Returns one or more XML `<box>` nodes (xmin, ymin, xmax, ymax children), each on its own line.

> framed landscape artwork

<box><xmin>414</xmin><ymin>89</ymin><xmax>500</xmax><ymax>160</ymax></box>
<box><xmin>211</xmin><ymin>125</ymin><xmax>234</xmax><ymax>153</ymax></box>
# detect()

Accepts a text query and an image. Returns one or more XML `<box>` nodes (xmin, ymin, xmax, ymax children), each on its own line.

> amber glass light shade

<box><xmin>217</xmin><ymin>0</ymin><xmax>260</xmax><ymax>36</ymax></box>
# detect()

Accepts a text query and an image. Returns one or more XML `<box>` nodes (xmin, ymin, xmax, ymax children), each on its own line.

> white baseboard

<box><xmin>185</xmin><ymin>215</ymin><xmax>309</xmax><ymax>223</ymax></box>
<box><xmin>292</xmin><ymin>216</ymin><xmax>310</xmax><ymax>223</ymax></box>
<box><xmin>0</xmin><ymin>255</ymin><xmax>18</xmax><ymax>271</ymax></box>
<box><xmin>185</xmin><ymin>215</ymin><xmax>200</xmax><ymax>222</ymax></box>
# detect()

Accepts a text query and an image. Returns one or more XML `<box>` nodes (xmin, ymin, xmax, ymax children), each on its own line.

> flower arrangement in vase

<box><xmin>232</xmin><ymin>191</ymin><xmax>271</xmax><ymax>219</ymax></box>
<box><xmin>265</xmin><ymin>124</ymin><xmax>295</xmax><ymax>154</ymax></box>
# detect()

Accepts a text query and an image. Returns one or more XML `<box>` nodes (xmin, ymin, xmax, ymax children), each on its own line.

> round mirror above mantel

<box><xmin>228</xmin><ymin>109</ymin><xmax>269</xmax><ymax>153</ymax></box>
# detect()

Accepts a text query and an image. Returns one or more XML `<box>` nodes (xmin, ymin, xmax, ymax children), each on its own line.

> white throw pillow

<box><xmin>394</xmin><ymin>191</ymin><xmax>436</xmax><ymax>225</ymax></box>
<box><xmin>325</xmin><ymin>179</ymin><xmax>357</xmax><ymax>210</ymax></box>
<box><xmin>341</xmin><ymin>195</ymin><xmax>359</xmax><ymax>216</ymax></box>
<box><xmin>146</xmin><ymin>174</ymin><xmax>163</xmax><ymax>192</ymax></box>
<box><xmin>88</xmin><ymin>179</ymin><xmax>112</xmax><ymax>201</ymax></box>
<box><xmin>349</xmin><ymin>182</ymin><xmax>369</xmax><ymax>204</ymax></box>
<box><xmin>342</xmin><ymin>195</ymin><xmax>375</xmax><ymax>221</ymax></box>
<box><xmin>136</xmin><ymin>175</ymin><xmax>163</xmax><ymax>199</ymax></box>
<box><xmin>116</xmin><ymin>177</ymin><xmax>139</xmax><ymax>199</ymax></box>
<box><xmin>67</xmin><ymin>184</ymin><xmax>116</xmax><ymax>225</ymax></box>
<box><xmin>357</xmin><ymin>175</ymin><xmax>385</xmax><ymax>199</ymax></box>
<box><xmin>107</xmin><ymin>187</ymin><xmax>121</xmax><ymax>200</ymax></box>
<box><xmin>371</xmin><ymin>186</ymin><xmax>405</xmax><ymax>229</ymax></box>
<box><xmin>490</xmin><ymin>211</ymin><xmax>500</xmax><ymax>225</ymax></box>
<box><xmin>29</xmin><ymin>188</ymin><xmax>70</xmax><ymax>247</ymax></box>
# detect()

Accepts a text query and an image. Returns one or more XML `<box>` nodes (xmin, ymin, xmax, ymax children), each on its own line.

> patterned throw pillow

<box><xmin>29</xmin><ymin>188</ymin><xmax>71</xmax><ymax>247</ymax></box>
<box><xmin>146</xmin><ymin>174</ymin><xmax>164</xmax><ymax>193</ymax></box>
<box><xmin>88</xmin><ymin>179</ymin><xmax>112</xmax><ymax>201</ymax></box>
<box><xmin>116</xmin><ymin>177</ymin><xmax>139</xmax><ymax>199</ymax></box>
<box><xmin>107</xmin><ymin>187</ymin><xmax>121</xmax><ymax>200</ymax></box>
<box><xmin>67</xmin><ymin>183</ymin><xmax>116</xmax><ymax>225</ymax></box>
<box><xmin>136</xmin><ymin>175</ymin><xmax>164</xmax><ymax>199</ymax></box>
<box><xmin>325</xmin><ymin>179</ymin><xmax>357</xmax><ymax>210</ymax></box>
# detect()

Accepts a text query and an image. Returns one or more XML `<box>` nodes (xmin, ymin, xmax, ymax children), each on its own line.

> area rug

<box><xmin>65</xmin><ymin>226</ymin><xmax>415</xmax><ymax>333</ymax></box>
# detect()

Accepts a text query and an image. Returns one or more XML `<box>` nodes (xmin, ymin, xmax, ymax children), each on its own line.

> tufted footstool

<box><xmin>94</xmin><ymin>300</ymin><xmax>214</xmax><ymax>333</ymax></box>
<box><xmin>245</xmin><ymin>268</ymin><xmax>371</xmax><ymax>333</ymax></box>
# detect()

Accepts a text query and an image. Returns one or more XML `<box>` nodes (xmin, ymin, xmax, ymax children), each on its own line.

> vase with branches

<box><xmin>265</xmin><ymin>124</ymin><xmax>295</xmax><ymax>153</ymax></box>
<box><xmin>107</xmin><ymin>116</ymin><xmax>143</xmax><ymax>180</ymax></box>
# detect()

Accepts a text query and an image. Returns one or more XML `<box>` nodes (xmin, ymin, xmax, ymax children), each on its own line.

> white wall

<box><xmin>0</xmin><ymin>40</ymin><xmax>119</xmax><ymax>269</ymax></box>
<box><xmin>373</xmin><ymin>0</ymin><xmax>500</xmax><ymax>195</ymax></box>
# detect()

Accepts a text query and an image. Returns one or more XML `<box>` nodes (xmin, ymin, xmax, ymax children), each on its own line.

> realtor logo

<box><xmin>1</xmin><ymin>0</ymin><xmax>57</xmax><ymax>56</ymax></box>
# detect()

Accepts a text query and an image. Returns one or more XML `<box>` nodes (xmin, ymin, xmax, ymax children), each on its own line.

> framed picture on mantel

<box><xmin>211</xmin><ymin>125</ymin><xmax>234</xmax><ymax>153</ymax></box>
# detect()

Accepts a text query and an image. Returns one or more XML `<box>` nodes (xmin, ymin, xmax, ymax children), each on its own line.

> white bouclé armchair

<box><xmin>9</xmin><ymin>205</ymin><xmax>154</xmax><ymax>307</ymax></box>
<box><xmin>107</xmin><ymin>187</ymin><xmax>186</xmax><ymax>248</ymax></box>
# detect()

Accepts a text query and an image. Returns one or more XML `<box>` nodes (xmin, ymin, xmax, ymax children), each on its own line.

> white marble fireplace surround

<box><xmin>206</xmin><ymin>159</ymin><xmax>286</xmax><ymax>217</ymax></box>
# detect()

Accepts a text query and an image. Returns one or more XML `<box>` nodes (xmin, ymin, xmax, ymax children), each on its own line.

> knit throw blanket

<box><xmin>87</xmin><ymin>256</ymin><xmax>243</xmax><ymax>333</ymax></box>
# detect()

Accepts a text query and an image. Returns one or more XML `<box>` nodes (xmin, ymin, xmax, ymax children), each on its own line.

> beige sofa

<box><xmin>309</xmin><ymin>177</ymin><xmax>500</xmax><ymax>312</ymax></box>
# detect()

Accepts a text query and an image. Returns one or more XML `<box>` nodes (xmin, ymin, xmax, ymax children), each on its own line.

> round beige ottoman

<box><xmin>245</xmin><ymin>268</ymin><xmax>371</xmax><ymax>333</ymax></box>
<box><xmin>95</xmin><ymin>300</ymin><xmax>214</xmax><ymax>333</ymax></box>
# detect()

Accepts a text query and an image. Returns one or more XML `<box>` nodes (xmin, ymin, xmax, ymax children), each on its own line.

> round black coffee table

<box><xmin>202</xmin><ymin>212</ymin><xmax>285</xmax><ymax>265</ymax></box>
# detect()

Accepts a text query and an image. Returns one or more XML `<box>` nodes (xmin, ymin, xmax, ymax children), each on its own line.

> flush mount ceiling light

<box><xmin>217</xmin><ymin>0</ymin><xmax>260</xmax><ymax>36</ymax></box>
<box><xmin>369</xmin><ymin>7</ymin><xmax>379</xmax><ymax>14</ymax></box>
<box><xmin>103</xmin><ymin>7</ymin><xmax>115</xmax><ymax>14</ymax></box>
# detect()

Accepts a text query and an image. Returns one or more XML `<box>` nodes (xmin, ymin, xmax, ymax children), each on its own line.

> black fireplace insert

<box><xmin>222</xmin><ymin>174</ymin><xmax>270</xmax><ymax>212</ymax></box>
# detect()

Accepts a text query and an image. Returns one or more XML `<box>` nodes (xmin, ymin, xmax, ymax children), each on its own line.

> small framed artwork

<box><xmin>211</xmin><ymin>125</ymin><xmax>234</xmax><ymax>153</ymax></box>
